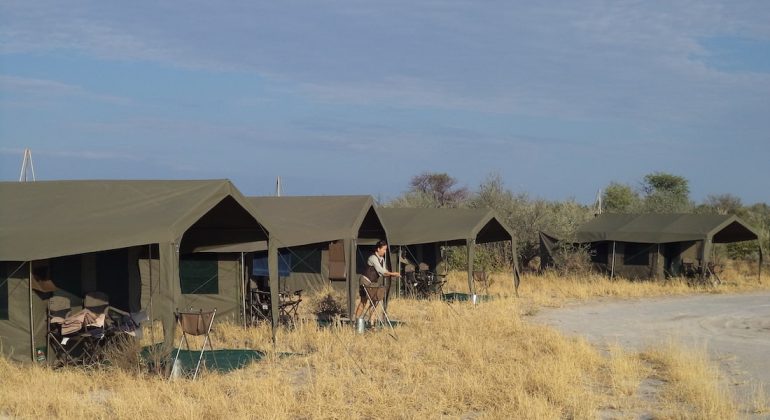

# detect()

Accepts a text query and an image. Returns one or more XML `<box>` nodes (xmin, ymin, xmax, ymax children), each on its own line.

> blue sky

<box><xmin>1</xmin><ymin>1</ymin><xmax>769</xmax><ymax>204</ymax></box>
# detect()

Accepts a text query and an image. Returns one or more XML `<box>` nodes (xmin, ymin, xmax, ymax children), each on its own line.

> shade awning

<box><xmin>378</xmin><ymin>207</ymin><xmax>514</xmax><ymax>246</ymax></box>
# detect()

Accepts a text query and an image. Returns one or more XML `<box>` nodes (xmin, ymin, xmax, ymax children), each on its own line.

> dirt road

<box><xmin>533</xmin><ymin>291</ymin><xmax>770</xmax><ymax>410</ymax></box>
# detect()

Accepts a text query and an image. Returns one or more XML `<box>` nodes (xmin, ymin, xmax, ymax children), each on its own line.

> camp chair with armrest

<box><xmin>248</xmin><ymin>279</ymin><xmax>272</xmax><ymax>325</ymax></box>
<box><xmin>79</xmin><ymin>292</ymin><xmax>111</xmax><ymax>366</ymax></box>
<box><xmin>171</xmin><ymin>308</ymin><xmax>217</xmax><ymax>380</ymax></box>
<box><xmin>413</xmin><ymin>263</ymin><xmax>443</xmax><ymax>299</ymax></box>
<box><xmin>47</xmin><ymin>295</ymin><xmax>77</xmax><ymax>366</ymax></box>
<box><xmin>278</xmin><ymin>290</ymin><xmax>302</xmax><ymax>328</ymax></box>
<box><xmin>402</xmin><ymin>264</ymin><xmax>418</xmax><ymax>298</ymax></box>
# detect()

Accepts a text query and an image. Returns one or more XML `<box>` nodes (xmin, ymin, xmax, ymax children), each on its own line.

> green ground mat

<box><xmin>170</xmin><ymin>348</ymin><xmax>266</xmax><ymax>373</ymax></box>
<box><xmin>441</xmin><ymin>292</ymin><xmax>493</xmax><ymax>302</ymax></box>
<box><xmin>141</xmin><ymin>346</ymin><xmax>285</xmax><ymax>373</ymax></box>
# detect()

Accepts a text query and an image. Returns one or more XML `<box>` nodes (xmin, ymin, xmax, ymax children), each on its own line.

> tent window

<box><xmin>50</xmin><ymin>255</ymin><xmax>83</xmax><ymax>296</ymax></box>
<box><xmin>180</xmin><ymin>254</ymin><xmax>218</xmax><ymax>294</ymax></box>
<box><xmin>0</xmin><ymin>263</ymin><xmax>8</xmax><ymax>320</ymax></box>
<box><xmin>252</xmin><ymin>251</ymin><xmax>292</xmax><ymax>277</ymax></box>
<box><xmin>589</xmin><ymin>242</ymin><xmax>608</xmax><ymax>264</ymax></box>
<box><xmin>291</xmin><ymin>248</ymin><xmax>321</xmax><ymax>274</ymax></box>
<box><xmin>96</xmin><ymin>249</ymin><xmax>130</xmax><ymax>311</ymax></box>
<box><xmin>624</xmin><ymin>243</ymin><xmax>650</xmax><ymax>266</ymax></box>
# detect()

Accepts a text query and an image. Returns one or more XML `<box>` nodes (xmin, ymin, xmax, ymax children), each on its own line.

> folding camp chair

<box><xmin>47</xmin><ymin>296</ymin><xmax>77</xmax><ymax>366</ymax></box>
<box><xmin>362</xmin><ymin>286</ymin><xmax>396</xmax><ymax>337</ymax></box>
<box><xmin>47</xmin><ymin>293</ymin><xmax>111</xmax><ymax>367</ymax></box>
<box><xmin>403</xmin><ymin>264</ymin><xmax>418</xmax><ymax>298</ymax></box>
<box><xmin>248</xmin><ymin>279</ymin><xmax>272</xmax><ymax>325</ymax></box>
<box><xmin>172</xmin><ymin>308</ymin><xmax>217</xmax><ymax>380</ymax></box>
<box><xmin>78</xmin><ymin>292</ymin><xmax>110</xmax><ymax>366</ymax></box>
<box><xmin>278</xmin><ymin>290</ymin><xmax>302</xmax><ymax>328</ymax></box>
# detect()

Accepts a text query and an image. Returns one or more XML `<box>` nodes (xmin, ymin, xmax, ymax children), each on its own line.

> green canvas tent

<box><xmin>202</xmin><ymin>196</ymin><xmax>388</xmax><ymax>318</ymax></box>
<box><xmin>378</xmin><ymin>207</ymin><xmax>520</xmax><ymax>295</ymax></box>
<box><xmin>540</xmin><ymin>213</ymin><xmax>763</xmax><ymax>280</ymax></box>
<box><xmin>0</xmin><ymin>180</ymin><xmax>281</xmax><ymax>362</ymax></box>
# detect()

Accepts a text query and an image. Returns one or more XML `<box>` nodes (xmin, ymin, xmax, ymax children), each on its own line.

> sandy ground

<box><xmin>532</xmin><ymin>291</ymin><xmax>770</xmax><ymax>414</ymax></box>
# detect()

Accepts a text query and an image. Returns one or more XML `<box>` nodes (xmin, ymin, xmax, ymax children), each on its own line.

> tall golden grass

<box><xmin>2</xmin><ymin>265</ymin><xmax>763</xmax><ymax>419</ymax></box>
<box><xmin>642</xmin><ymin>341</ymin><xmax>737</xmax><ymax>419</ymax></box>
<box><xmin>439</xmin><ymin>260</ymin><xmax>768</xmax><ymax>311</ymax></box>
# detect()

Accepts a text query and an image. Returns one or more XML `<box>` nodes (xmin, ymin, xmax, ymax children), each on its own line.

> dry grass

<box><xmin>0</xmin><ymin>296</ymin><xmax>661</xmax><ymax>419</ymax></box>
<box><xmin>641</xmin><ymin>341</ymin><xmax>737</xmax><ymax>419</ymax></box>
<box><xmin>438</xmin><ymin>260</ymin><xmax>769</xmax><ymax>312</ymax></box>
<box><xmin>3</xmin><ymin>265</ymin><xmax>763</xmax><ymax>419</ymax></box>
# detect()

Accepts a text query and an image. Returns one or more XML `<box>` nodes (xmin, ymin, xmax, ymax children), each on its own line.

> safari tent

<box><xmin>540</xmin><ymin>213</ymin><xmax>763</xmax><ymax>280</ymax></box>
<box><xmin>0</xmin><ymin>180</ymin><xmax>279</xmax><ymax>362</ymax></box>
<box><xmin>206</xmin><ymin>196</ymin><xmax>388</xmax><ymax>318</ymax></box>
<box><xmin>378</xmin><ymin>207</ymin><xmax>521</xmax><ymax>295</ymax></box>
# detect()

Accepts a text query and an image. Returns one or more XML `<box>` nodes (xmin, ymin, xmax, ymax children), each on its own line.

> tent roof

<box><xmin>210</xmin><ymin>195</ymin><xmax>386</xmax><ymax>251</ymax></box>
<box><xmin>378</xmin><ymin>207</ymin><xmax>514</xmax><ymax>246</ymax></box>
<box><xmin>250</xmin><ymin>195</ymin><xmax>385</xmax><ymax>247</ymax></box>
<box><xmin>0</xmin><ymin>180</ymin><xmax>271</xmax><ymax>261</ymax></box>
<box><xmin>575</xmin><ymin>213</ymin><xmax>760</xmax><ymax>244</ymax></box>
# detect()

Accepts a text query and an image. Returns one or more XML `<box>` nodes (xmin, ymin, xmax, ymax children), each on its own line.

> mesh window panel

<box><xmin>291</xmin><ymin>247</ymin><xmax>322</xmax><ymax>274</ymax></box>
<box><xmin>180</xmin><ymin>254</ymin><xmax>219</xmax><ymax>294</ymax></box>
<box><xmin>50</xmin><ymin>255</ymin><xmax>83</xmax><ymax>296</ymax></box>
<box><xmin>623</xmin><ymin>243</ymin><xmax>651</xmax><ymax>266</ymax></box>
<box><xmin>96</xmin><ymin>249</ymin><xmax>130</xmax><ymax>311</ymax></box>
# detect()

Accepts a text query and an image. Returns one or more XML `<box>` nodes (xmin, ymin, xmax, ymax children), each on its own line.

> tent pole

<box><xmin>268</xmin><ymin>237</ymin><xmax>280</xmax><ymax>348</ymax></box>
<box><xmin>397</xmin><ymin>246</ymin><xmax>403</xmax><ymax>298</ymax></box>
<box><xmin>610</xmin><ymin>241</ymin><xmax>616</xmax><ymax>280</ymax></box>
<box><xmin>28</xmin><ymin>262</ymin><xmax>35</xmax><ymax>362</ymax></box>
<box><xmin>346</xmin><ymin>238</ymin><xmax>357</xmax><ymax>320</ymax></box>
<box><xmin>700</xmin><ymin>238</ymin><xmax>711</xmax><ymax>282</ymax></box>
<box><xmin>467</xmin><ymin>238</ymin><xmax>476</xmax><ymax>297</ymax></box>
<box><xmin>759</xmin><ymin>245</ymin><xmax>763</xmax><ymax>285</ymax></box>
<box><xmin>148</xmin><ymin>245</ymin><xmax>154</xmax><ymax>347</ymax></box>
<box><xmin>511</xmin><ymin>239</ymin><xmax>519</xmax><ymax>297</ymax></box>
<box><xmin>240</xmin><ymin>252</ymin><xmax>246</xmax><ymax>328</ymax></box>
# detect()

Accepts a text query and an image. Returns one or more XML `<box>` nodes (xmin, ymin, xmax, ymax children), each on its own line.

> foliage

<box><xmin>388</xmin><ymin>170</ymin><xmax>768</xmax><ymax>270</ymax></box>
<box><xmin>549</xmin><ymin>243</ymin><xmax>594</xmax><ymax>276</ymax></box>
<box><xmin>602</xmin><ymin>182</ymin><xmax>641</xmax><ymax>213</ymax></box>
<box><xmin>314</xmin><ymin>293</ymin><xmax>345</xmax><ymax>320</ymax></box>
<box><xmin>640</xmin><ymin>172</ymin><xmax>693</xmax><ymax>213</ymax></box>
<box><xmin>407</xmin><ymin>172</ymin><xmax>469</xmax><ymax>208</ymax></box>
<box><xmin>465</xmin><ymin>173</ymin><xmax>593</xmax><ymax>270</ymax></box>
<box><xmin>699</xmin><ymin>194</ymin><xmax>745</xmax><ymax>216</ymax></box>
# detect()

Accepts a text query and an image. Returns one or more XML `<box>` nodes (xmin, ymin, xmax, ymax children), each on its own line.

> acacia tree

<box><xmin>407</xmin><ymin>172</ymin><xmax>469</xmax><ymax>208</ymax></box>
<box><xmin>641</xmin><ymin>172</ymin><xmax>693</xmax><ymax>213</ymax></box>
<box><xmin>601</xmin><ymin>182</ymin><xmax>640</xmax><ymax>213</ymax></box>
<box><xmin>700</xmin><ymin>193</ymin><xmax>744</xmax><ymax>216</ymax></box>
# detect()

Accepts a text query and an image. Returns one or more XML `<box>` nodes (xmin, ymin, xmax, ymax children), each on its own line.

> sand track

<box><xmin>532</xmin><ymin>291</ymin><xmax>770</xmax><ymax>412</ymax></box>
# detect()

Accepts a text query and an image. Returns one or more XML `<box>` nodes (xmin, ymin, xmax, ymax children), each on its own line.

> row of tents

<box><xmin>540</xmin><ymin>213</ymin><xmax>763</xmax><ymax>280</ymax></box>
<box><xmin>2</xmin><ymin>180</ymin><xmax>764</xmax><ymax>364</ymax></box>
<box><xmin>0</xmin><ymin>180</ymin><xmax>520</xmax><ymax>363</ymax></box>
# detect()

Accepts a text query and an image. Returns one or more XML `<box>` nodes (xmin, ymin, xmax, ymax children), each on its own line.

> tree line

<box><xmin>384</xmin><ymin>171</ymin><xmax>769</xmax><ymax>272</ymax></box>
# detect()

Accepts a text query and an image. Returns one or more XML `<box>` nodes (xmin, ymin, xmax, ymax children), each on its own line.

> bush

<box><xmin>314</xmin><ymin>294</ymin><xmax>345</xmax><ymax>321</ymax></box>
<box><xmin>550</xmin><ymin>243</ymin><xmax>594</xmax><ymax>276</ymax></box>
